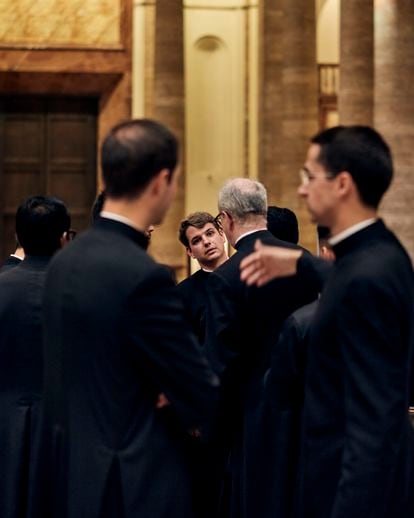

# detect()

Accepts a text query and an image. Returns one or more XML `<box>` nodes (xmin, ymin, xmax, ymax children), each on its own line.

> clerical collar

<box><xmin>329</xmin><ymin>218</ymin><xmax>377</xmax><ymax>246</ymax></box>
<box><xmin>234</xmin><ymin>228</ymin><xmax>267</xmax><ymax>247</ymax></box>
<box><xmin>100</xmin><ymin>211</ymin><xmax>143</xmax><ymax>232</ymax></box>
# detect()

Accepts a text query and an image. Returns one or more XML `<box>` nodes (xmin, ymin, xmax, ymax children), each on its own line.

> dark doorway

<box><xmin>0</xmin><ymin>96</ymin><xmax>97</xmax><ymax>262</ymax></box>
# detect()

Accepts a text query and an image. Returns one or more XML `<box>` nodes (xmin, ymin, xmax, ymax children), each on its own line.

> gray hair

<box><xmin>218</xmin><ymin>178</ymin><xmax>267</xmax><ymax>221</ymax></box>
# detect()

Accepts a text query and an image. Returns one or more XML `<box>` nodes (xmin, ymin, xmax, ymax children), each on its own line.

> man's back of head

<box><xmin>102</xmin><ymin>119</ymin><xmax>178</xmax><ymax>199</ymax></box>
<box><xmin>16</xmin><ymin>195</ymin><xmax>71</xmax><ymax>257</ymax></box>
<box><xmin>267</xmin><ymin>206</ymin><xmax>299</xmax><ymax>244</ymax></box>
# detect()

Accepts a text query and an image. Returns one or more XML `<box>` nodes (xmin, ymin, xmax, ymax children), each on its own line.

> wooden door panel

<box><xmin>0</xmin><ymin>95</ymin><xmax>97</xmax><ymax>262</ymax></box>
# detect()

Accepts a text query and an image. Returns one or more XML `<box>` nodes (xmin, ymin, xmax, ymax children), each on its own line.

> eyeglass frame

<box><xmin>299</xmin><ymin>167</ymin><xmax>336</xmax><ymax>186</ymax></box>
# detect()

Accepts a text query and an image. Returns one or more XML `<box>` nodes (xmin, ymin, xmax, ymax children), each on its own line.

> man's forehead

<box><xmin>186</xmin><ymin>222</ymin><xmax>216</xmax><ymax>240</ymax></box>
<box><xmin>306</xmin><ymin>143</ymin><xmax>322</xmax><ymax>165</ymax></box>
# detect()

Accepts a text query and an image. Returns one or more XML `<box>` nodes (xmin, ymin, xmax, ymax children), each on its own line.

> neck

<box><xmin>329</xmin><ymin>204</ymin><xmax>377</xmax><ymax>237</ymax></box>
<box><xmin>228</xmin><ymin>223</ymin><xmax>266</xmax><ymax>248</ymax></box>
<box><xmin>199</xmin><ymin>252</ymin><xmax>228</xmax><ymax>271</ymax></box>
<box><xmin>103</xmin><ymin>198</ymin><xmax>150</xmax><ymax>234</ymax></box>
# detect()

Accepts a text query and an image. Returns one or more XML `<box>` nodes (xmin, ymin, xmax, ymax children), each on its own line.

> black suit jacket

<box><xmin>204</xmin><ymin>229</ymin><xmax>317</xmax><ymax>518</ymax></box>
<box><xmin>178</xmin><ymin>268</ymin><xmax>211</xmax><ymax>344</ymax></box>
<box><xmin>0</xmin><ymin>256</ymin><xmax>51</xmax><ymax>518</ymax></box>
<box><xmin>299</xmin><ymin>220</ymin><xmax>414</xmax><ymax>518</ymax></box>
<box><xmin>41</xmin><ymin>217</ymin><xmax>219</xmax><ymax>518</ymax></box>
<box><xmin>0</xmin><ymin>255</ymin><xmax>23</xmax><ymax>273</ymax></box>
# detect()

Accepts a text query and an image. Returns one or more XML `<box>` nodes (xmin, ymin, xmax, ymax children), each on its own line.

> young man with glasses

<box><xmin>241</xmin><ymin>126</ymin><xmax>414</xmax><ymax>518</ymax></box>
<box><xmin>0</xmin><ymin>195</ymin><xmax>72</xmax><ymax>517</ymax></box>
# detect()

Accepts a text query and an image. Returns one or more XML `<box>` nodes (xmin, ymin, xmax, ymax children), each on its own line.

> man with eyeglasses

<box><xmin>204</xmin><ymin>178</ymin><xmax>317</xmax><ymax>518</ymax></box>
<box><xmin>0</xmin><ymin>195</ymin><xmax>72</xmax><ymax>517</ymax></box>
<box><xmin>241</xmin><ymin>126</ymin><xmax>414</xmax><ymax>518</ymax></box>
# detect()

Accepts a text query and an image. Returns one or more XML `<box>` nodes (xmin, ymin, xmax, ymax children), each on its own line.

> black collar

<box><xmin>332</xmin><ymin>219</ymin><xmax>387</xmax><ymax>259</ymax></box>
<box><xmin>94</xmin><ymin>216</ymin><xmax>149</xmax><ymax>250</ymax></box>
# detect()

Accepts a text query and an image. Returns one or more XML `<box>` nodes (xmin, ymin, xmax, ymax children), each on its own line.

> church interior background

<box><xmin>0</xmin><ymin>0</ymin><xmax>412</xmax><ymax>280</ymax></box>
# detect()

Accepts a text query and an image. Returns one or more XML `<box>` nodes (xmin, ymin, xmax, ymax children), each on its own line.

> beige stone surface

<box><xmin>339</xmin><ymin>0</ymin><xmax>373</xmax><ymax>125</ymax></box>
<box><xmin>0</xmin><ymin>0</ymin><xmax>121</xmax><ymax>47</ymax></box>
<box><xmin>375</xmin><ymin>0</ymin><xmax>414</xmax><ymax>261</ymax></box>
<box><xmin>259</xmin><ymin>0</ymin><xmax>318</xmax><ymax>253</ymax></box>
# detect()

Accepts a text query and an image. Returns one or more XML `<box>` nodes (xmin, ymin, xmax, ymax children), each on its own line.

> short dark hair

<box><xmin>16</xmin><ymin>196</ymin><xmax>71</xmax><ymax>256</ymax></box>
<box><xmin>102</xmin><ymin>119</ymin><xmax>178</xmax><ymax>198</ymax></box>
<box><xmin>311</xmin><ymin>126</ymin><xmax>393</xmax><ymax>208</ymax></box>
<box><xmin>267</xmin><ymin>206</ymin><xmax>299</xmax><ymax>244</ymax></box>
<box><xmin>179</xmin><ymin>212</ymin><xmax>219</xmax><ymax>248</ymax></box>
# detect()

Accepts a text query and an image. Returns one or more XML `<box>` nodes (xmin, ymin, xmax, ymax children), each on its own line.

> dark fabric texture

<box><xmin>0</xmin><ymin>255</ymin><xmax>23</xmax><ymax>274</ymax></box>
<box><xmin>264</xmin><ymin>301</ymin><xmax>318</xmax><ymax>518</ymax></box>
<box><xmin>39</xmin><ymin>217</ymin><xmax>219</xmax><ymax>518</ymax></box>
<box><xmin>177</xmin><ymin>268</ymin><xmax>211</xmax><ymax>345</ymax></box>
<box><xmin>298</xmin><ymin>220</ymin><xmax>414</xmax><ymax>518</ymax></box>
<box><xmin>204</xmin><ymin>230</ymin><xmax>318</xmax><ymax>518</ymax></box>
<box><xmin>0</xmin><ymin>256</ymin><xmax>51</xmax><ymax>518</ymax></box>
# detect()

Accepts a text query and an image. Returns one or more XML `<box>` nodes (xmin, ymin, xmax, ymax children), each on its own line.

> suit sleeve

<box><xmin>330</xmin><ymin>274</ymin><xmax>409</xmax><ymax>518</ymax></box>
<box><xmin>123</xmin><ymin>267</ymin><xmax>219</xmax><ymax>430</ymax></box>
<box><xmin>297</xmin><ymin>253</ymin><xmax>333</xmax><ymax>292</ymax></box>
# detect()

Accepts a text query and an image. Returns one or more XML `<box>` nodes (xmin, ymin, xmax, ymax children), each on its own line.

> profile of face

<box><xmin>297</xmin><ymin>143</ymin><xmax>338</xmax><ymax>227</ymax></box>
<box><xmin>186</xmin><ymin>223</ymin><xmax>226</xmax><ymax>269</ymax></box>
<box><xmin>152</xmin><ymin>166</ymin><xmax>180</xmax><ymax>225</ymax></box>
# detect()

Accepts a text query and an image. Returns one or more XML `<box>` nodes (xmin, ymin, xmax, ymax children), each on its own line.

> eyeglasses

<box><xmin>214</xmin><ymin>211</ymin><xmax>225</xmax><ymax>228</ymax></box>
<box><xmin>299</xmin><ymin>168</ymin><xmax>335</xmax><ymax>186</ymax></box>
<box><xmin>66</xmin><ymin>229</ymin><xmax>77</xmax><ymax>241</ymax></box>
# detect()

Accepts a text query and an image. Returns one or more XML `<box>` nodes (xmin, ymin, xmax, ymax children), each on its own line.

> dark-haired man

<box><xmin>241</xmin><ymin>126</ymin><xmax>414</xmax><ymax>517</ymax></box>
<box><xmin>0</xmin><ymin>195</ymin><xmax>71</xmax><ymax>518</ymax></box>
<box><xmin>267</xmin><ymin>205</ymin><xmax>299</xmax><ymax>244</ymax></box>
<box><xmin>178</xmin><ymin>211</ymin><xmax>228</xmax><ymax>343</ymax></box>
<box><xmin>41</xmin><ymin>119</ymin><xmax>219</xmax><ymax>518</ymax></box>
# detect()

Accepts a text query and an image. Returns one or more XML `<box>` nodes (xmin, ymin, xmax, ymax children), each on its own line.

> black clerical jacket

<box><xmin>0</xmin><ymin>256</ymin><xmax>51</xmax><ymax>518</ymax></box>
<box><xmin>204</xmin><ymin>229</ymin><xmax>317</xmax><ymax>518</ymax></box>
<box><xmin>39</xmin><ymin>217</ymin><xmax>219</xmax><ymax>518</ymax></box>
<box><xmin>298</xmin><ymin>220</ymin><xmax>414</xmax><ymax>518</ymax></box>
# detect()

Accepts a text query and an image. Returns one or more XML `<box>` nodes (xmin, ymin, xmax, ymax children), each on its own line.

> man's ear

<box><xmin>337</xmin><ymin>171</ymin><xmax>353</xmax><ymax>198</ymax></box>
<box><xmin>60</xmin><ymin>233</ymin><xmax>69</xmax><ymax>248</ymax></box>
<box><xmin>150</xmin><ymin>169</ymin><xmax>170</xmax><ymax>196</ymax></box>
<box><xmin>186</xmin><ymin>247</ymin><xmax>194</xmax><ymax>259</ymax></box>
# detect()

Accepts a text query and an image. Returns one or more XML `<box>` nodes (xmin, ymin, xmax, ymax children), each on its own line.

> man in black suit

<box><xmin>0</xmin><ymin>195</ymin><xmax>71</xmax><ymax>518</ymax></box>
<box><xmin>178</xmin><ymin>211</ymin><xmax>228</xmax><ymax>344</ymax></box>
<box><xmin>204</xmin><ymin>178</ymin><xmax>317</xmax><ymax>518</ymax></box>
<box><xmin>41</xmin><ymin>119</ymin><xmax>219</xmax><ymax>518</ymax></box>
<box><xmin>241</xmin><ymin>126</ymin><xmax>414</xmax><ymax>517</ymax></box>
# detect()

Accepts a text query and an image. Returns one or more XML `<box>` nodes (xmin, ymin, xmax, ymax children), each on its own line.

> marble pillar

<box><xmin>375</xmin><ymin>0</ymin><xmax>414</xmax><ymax>260</ymax></box>
<box><xmin>133</xmin><ymin>0</ymin><xmax>186</xmax><ymax>276</ymax></box>
<box><xmin>259</xmin><ymin>0</ymin><xmax>318</xmax><ymax>251</ymax></box>
<box><xmin>339</xmin><ymin>0</ymin><xmax>374</xmax><ymax>125</ymax></box>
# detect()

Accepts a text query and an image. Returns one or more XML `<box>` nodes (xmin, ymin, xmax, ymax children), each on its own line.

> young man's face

<box><xmin>186</xmin><ymin>223</ymin><xmax>226</xmax><ymax>269</ymax></box>
<box><xmin>298</xmin><ymin>143</ymin><xmax>338</xmax><ymax>227</ymax></box>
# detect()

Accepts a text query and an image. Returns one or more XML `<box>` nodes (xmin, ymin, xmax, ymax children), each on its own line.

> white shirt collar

<box><xmin>100</xmin><ymin>211</ymin><xmax>141</xmax><ymax>232</ymax></box>
<box><xmin>329</xmin><ymin>218</ymin><xmax>377</xmax><ymax>246</ymax></box>
<box><xmin>234</xmin><ymin>228</ymin><xmax>267</xmax><ymax>247</ymax></box>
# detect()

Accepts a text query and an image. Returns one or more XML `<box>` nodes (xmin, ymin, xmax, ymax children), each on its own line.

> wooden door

<box><xmin>0</xmin><ymin>96</ymin><xmax>97</xmax><ymax>262</ymax></box>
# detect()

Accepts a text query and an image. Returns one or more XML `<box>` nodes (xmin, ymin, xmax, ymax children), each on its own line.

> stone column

<box><xmin>339</xmin><ymin>0</ymin><xmax>374</xmax><ymax>125</ymax></box>
<box><xmin>133</xmin><ymin>0</ymin><xmax>186</xmax><ymax>277</ymax></box>
<box><xmin>259</xmin><ymin>0</ymin><xmax>318</xmax><ymax>252</ymax></box>
<box><xmin>374</xmin><ymin>0</ymin><xmax>414</xmax><ymax>260</ymax></box>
